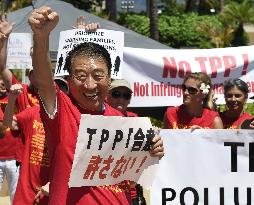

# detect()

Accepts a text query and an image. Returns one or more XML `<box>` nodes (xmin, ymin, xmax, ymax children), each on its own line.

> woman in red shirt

<box><xmin>164</xmin><ymin>72</ymin><xmax>223</xmax><ymax>129</ymax></box>
<box><xmin>220</xmin><ymin>79</ymin><xmax>253</xmax><ymax>129</ymax></box>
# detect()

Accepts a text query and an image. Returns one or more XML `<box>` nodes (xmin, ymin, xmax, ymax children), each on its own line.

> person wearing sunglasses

<box><xmin>163</xmin><ymin>72</ymin><xmax>223</xmax><ymax>129</ymax></box>
<box><xmin>220</xmin><ymin>79</ymin><xmax>253</xmax><ymax>129</ymax></box>
<box><xmin>107</xmin><ymin>79</ymin><xmax>138</xmax><ymax>117</ymax></box>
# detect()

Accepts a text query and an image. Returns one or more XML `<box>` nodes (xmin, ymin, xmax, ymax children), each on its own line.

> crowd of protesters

<box><xmin>0</xmin><ymin>5</ymin><xmax>253</xmax><ymax>205</ymax></box>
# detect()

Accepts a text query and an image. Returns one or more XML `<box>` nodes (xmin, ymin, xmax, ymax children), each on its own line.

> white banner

<box><xmin>150</xmin><ymin>129</ymin><xmax>254</xmax><ymax>205</ymax></box>
<box><xmin>6</xmin><ymin>33</ymin><xmax>32</xmax><ymax>70</ymax></box>
<box><xmin>55</xmin><ymin>29</ymin><xmax>124</xmax><ymax>78</ymax></box>
<box><xmin>69</xmin><ymin>115</ymin><xmax>158</xmax><ymax>187</ymax></box>
<box><xmin>122</xmin><ymin>46</ymin><xmax>254</xmax><ymax>107</ymax></box>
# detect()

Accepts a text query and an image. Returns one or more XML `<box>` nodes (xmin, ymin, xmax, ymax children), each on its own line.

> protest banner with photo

<box><xmin>69</xmin><ymin>115</ymin><xmax>158</xmax><ymax>187</ymax></box>
<box><xmin>6</xmin><ymin>33</ymin><xmax>32</xmax><ymax>70</ymax></box>
<box><xmin>122</xmin><ymin>46</ymin><xmax>254</xmax><ymax>107</ymax></box>
<box><xmin>55</xmin><ymin>29</ymin><xmax>124</xmax><ymax>78</ymax></box>
<box><xmin>150</xmin><ymin>129</ymin><xmax>254</xmax><ymax>205</ymax></box>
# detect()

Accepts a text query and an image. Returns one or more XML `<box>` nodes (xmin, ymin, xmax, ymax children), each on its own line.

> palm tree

<box><xmin>149</xmin><ymin>0</ymin><xmax>159</xmax><ymax>41</ymax></box>
<box><xmin>197</xmin><ymin>20</ymin><xmax>234</xmax><ymax>47</ymax></box>
<box><xmin>221</xmin><ymin>0</ymin><xmax>254</xmax><ymax>45</ymax></box>
<box><xmin>106</xmin><ymin>0</ymin><xmax>117</xmax><ymax>22</ymax></box>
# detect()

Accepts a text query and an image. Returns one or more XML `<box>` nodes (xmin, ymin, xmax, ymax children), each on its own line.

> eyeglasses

<box><xmin>111</xmin><ymin>90</ymin><xmax>132</xmax><ymax>100</ymax></box>
<box><xmin>182</xmin><ymin>84</ymin><xmax>199</xmax><ymax>95</ymax></box>
<box><xmin>225</xmin><ymin>93</ymin><xmax>243</xmax><ymax>98</ymax></box>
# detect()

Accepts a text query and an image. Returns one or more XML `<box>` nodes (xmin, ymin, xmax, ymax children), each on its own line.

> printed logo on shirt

<box><xmin>101</xmin><ymin>181</ymin><xmax>130</xmax><ymax>193</ymax></box>
<box><xmin>30</xmin><ymin>120</ymin><xmax>49</xmax><ymax>167</ymax></box>
<box><xmin>27</xmin><ymin>93</ymin><xmax>39</xmax><ymax>107</ymax></box>
<box><xmin>172</xmin><ymin>122</ymin><xmax>209</xmax><ymax>129</ymax></box>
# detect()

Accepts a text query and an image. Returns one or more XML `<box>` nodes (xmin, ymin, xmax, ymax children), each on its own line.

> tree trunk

<box><xmin>185</xmin><ymin>0</ymin><xmax>197</xmax><ymax>12</ymax></box>
<box><xmin>106</xmin><ymin>0</ymin><xmax>117</xmax><ymax>22</ymax></box>
<box><xmin>149</xmin><ymin>0</ymin><xmax>159</xmax><ymax>41</ymax></box>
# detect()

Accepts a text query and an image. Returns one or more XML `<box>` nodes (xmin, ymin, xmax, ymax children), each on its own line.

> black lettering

<box><xmin>180</xmin><ymin>187</ymin><xmax>199</xmax><ymax>205</ymax></box>
<box><xmin>131</xmin><ymin>128</ymin><xmax>145</xmax><ymax>151</ymax></box>
<box><xmin>220</xmin><ymin>187</ymin><xmax>224</xmax><ymax>205</ymax></box>
<box><xmin>99</xmin><ymin>129</ymin><xmax>109</xmax><ymax>150</ymax></box>
<box><xmin>112</xmin><ymin>130</ymin><xmax>123</xmax><ymax>150</ymax></box>
<box><xmin>86</xmin><ymin>128</ymin><xmax>97</xmax><ymax>149</ymax></box>
<box><xmin>204</xmin><ymin>188</ymin><xmax>208</xmax><ymax>205</ymax></box>
<box><xmin>125</xmin><ymin>128</ymin><xmax>133</xmax><ymax>148</ymax></box>
<box><xmin>162</xmin><ymin>188</ymin><xmax>176</xmax><ymax>205</ymax></box>
<box><xmin>249</xmin><ymin>143</ymin><xmax>254</xmax><ymax>172</ymax></box>
<box><xmin>234</xmin><ymin>187</ymin><xmax>251</xmax><ymax>205</ymax></box>
<box><xmin>142</xmin><ymin>128</ymin><xmax>155</xmax><ymax>151</ymax></box>
<box><xmin>224</xmin><ymin>142</ymin><xmax>244</xmax><ymax>172</ymax></box>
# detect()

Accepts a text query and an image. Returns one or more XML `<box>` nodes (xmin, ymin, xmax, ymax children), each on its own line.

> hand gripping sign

<box><xmin>69</xmin><ymin>115</ymin><xmax>159</xmax><ymax>187</ymax></box>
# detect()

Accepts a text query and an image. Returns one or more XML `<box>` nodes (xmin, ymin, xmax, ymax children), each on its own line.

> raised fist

<box><xmin>28</xmin><ymin>6</ymin><xmax>59</xmax><ymax>37</ymax></box>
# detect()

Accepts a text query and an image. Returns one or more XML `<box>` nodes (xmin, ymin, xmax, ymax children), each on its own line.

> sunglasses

<box><xmin>182</xmin><ymin>84</ymin><xmax>199</xmax><ymax>95</ymax></box>
<box><xmin>225</xmin><ymin>93</ymin><xmax>243</xmax><ymax>98</ymax></box>
<box><xmin>111</xmin><ymin>90</ymin><xmax>132</xmax><ymax>100</ymax></box>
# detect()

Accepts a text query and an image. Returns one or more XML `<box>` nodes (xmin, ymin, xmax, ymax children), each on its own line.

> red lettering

<box><xmin>133</xmin><ymin>82</ymin><xmax>139</xmax><ymax>96</ymax></box>
<box><xmin>223</xmin><ymin>56</ymin><xmax>236</xmax><ymax>77</ymax></box>
<box><xmin>178</xmin><ymin>61</ymin><xmax>191</xmax><ymax>78</ymax></box>
<box><xmin>133</xmin><ymin>82</ymin><xmax>149</xmax><ymax>97</ymax></box>
<box><xmin>242</xmin><ymin>54</ymin><xmax>249</xmax><ymax>75</ymax></box>
<box><xmin>162</xmin><ymin>57</ymin><xmax>177</xmax><ymax>78</ymax></box>
<box><xmin>135</xmin><ymin>156</ymin><xmax>148</xmax><ymax>173</ymax></box>
<box><xmin>209</xmin><ymin>57</ymin><xmax>222</xmax><ymax>78</ymax></box>
<box><xmin>195</xmin><ymin>57</ymin><xmax>207</xmax><ymax>74</ymax></box>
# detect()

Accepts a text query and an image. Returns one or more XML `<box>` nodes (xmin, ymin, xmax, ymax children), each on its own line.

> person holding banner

<box><xmin>220</xmin><ymin>79</ymin><xmax>253</xmax><ymax>129</ymax></box>
<box><xmin>163</xmin><ymin>72</ymin><xmax>223</xmax><ymax>129</ymax></box>
<box><xmin>107</xmin><ymin>79</ymin><xmax>149</xmax><ymax>205</ymax></box>
<box><xmin>28</xmin><ymin>6</ymin><xmax>164</xmax><ymax>205</ymax></box>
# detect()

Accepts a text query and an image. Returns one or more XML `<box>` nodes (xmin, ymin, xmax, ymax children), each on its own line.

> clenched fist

<box><xmin>28</xmin><ymin>6</ymin><xmax>59</xmax><ymax>37</ymax></box>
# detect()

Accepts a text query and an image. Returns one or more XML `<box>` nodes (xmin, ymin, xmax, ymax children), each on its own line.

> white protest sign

<box><xmin>122</xmin><ymin>46</ymin><xmax>254</xmax><ymax>107</ymax></box>
<box><xmin>55</xmin><ymin>29</ymin><xmax>124</xmax><ymax>78</ymax></box>
<box><xmin>6</xmin><ymin>33</ymin><xmax>32</xmax><ymax>70</ymax></box>
<box><xmin>69</xmin><ymin>115</ymin><xmax>158</xmax><ymax>187</ymax></box>
<box><xmin>150</xmin><ymin>129</ymin><xmax>254</xmax><ymax>205</ymax></box>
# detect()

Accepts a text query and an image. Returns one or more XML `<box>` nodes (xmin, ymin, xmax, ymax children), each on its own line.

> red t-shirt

<box><xmin>12</xmin><ymin>76</ymin><xmax>39</xmax><ymax>163</ymax></box>
<box><xmin>12</xmin><ymin>75</ymin><xmax>39</xmax><ymax>112</ymax></box>
<box><xmin>220</xmin><ymin>112</ymin><xmax>253</xmax><ymax>129</ymax></box>
<box><xmin>40</xmin><ymin>90</ymin><xmax>131</xmax><ymax>205</ymax></box>
<box><xmin>0</xmin><ymin>98</ymin><xmax>17</xmax><ymax>160</ymax></box>
<box><xmin>13</xmin><ymin>106</ymin><xmax>49</xmax><ymax>205</ymax></box>
<box><xmin>165</xmin><ymin>105</ymin><xmax>219</xmax><ymax>129</ymax></box>
<box><xmin>124</xmin><ymin>111</ymin><xmax>138</xmax><ymax>117</ymax></box>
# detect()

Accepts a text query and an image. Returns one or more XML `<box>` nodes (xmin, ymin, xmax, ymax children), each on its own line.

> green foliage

<box><xmin>219</xmin><ymin>103</ymin><xmax>254</xmax><ymax>116</ymax></box>
<box><xmin>161</xmin><ymin>0</ymin><xmax>185</xmax><ymax>16</ymax></box>
<box><xmin>150</xmin><ymin>117</ymin><xmax>163</xmax><ymax>128</ymax></box>
<box><xmin>158</xmin><ymin>13</ymin><xmax>217</xmax><ymax>48</ymax></box>
<box><xmin>119</xmin><ymin>13</ymin><xmax>225</xmax><ymax>48</ymax></box>
<box><xmin>245</xmin><ymin>103</ymin><xmax>254</xmax><ymax>116</ymax></box>
<box><xmin>119</xmin><ymin>14</ymin><xmax>150</xmax><ymax>37</ymax></box>
<box><xmin>1</xmin><ymin>0</ymin><xmax>32</xmax><ymax>12</ymax></box>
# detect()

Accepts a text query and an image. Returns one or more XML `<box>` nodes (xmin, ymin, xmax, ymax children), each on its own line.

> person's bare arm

<box><xmin>213</xmin><ymin>116</ymin><xmax>224</xmax><ymax>129</ymax></box>
<box><xmin>28</xmin><ymin>7</ymin><xmax>59</xmax><ymax>115</ymax></box>
<box><xmin>3</xmin><ymin>84</ymin><xmax>23</xmax><ymax>129</ymax></box>
<box><xmin>0</xmin><ymin>14</ymin><xmax>15</xmax><ymax>89</ymax></box>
